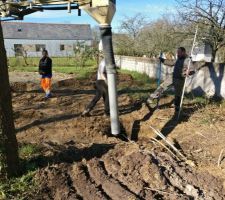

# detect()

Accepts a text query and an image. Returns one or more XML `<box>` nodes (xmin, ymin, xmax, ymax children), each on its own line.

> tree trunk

<box><xmin>211</xmin><ymin>48</ymin><xmax>217</xmax><ymax>63</ymax></box>
<box><xmin>0</xmin><ymin>22</ymin><xmax>19</xmax><ymax>178</ymax></box>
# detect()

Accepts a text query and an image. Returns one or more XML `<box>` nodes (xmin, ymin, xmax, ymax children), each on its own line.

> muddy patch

<box><xmin>11</xmin><ymin>72</ymin><xmax>225</xmax><ymax>199</ymax></box>
<box><xmin>34</xmin><ymin>142</ymin><xmax>225</xmax><ymax>200</ymax></box>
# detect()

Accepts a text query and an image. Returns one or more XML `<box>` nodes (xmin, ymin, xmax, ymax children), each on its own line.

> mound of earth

<box><xmin>10</xmin><ymin>72</ymin><xmax>225</xmax><ymax>199</ymax></box>
<box><xmin>33</xmin><ymin>142</ymin><xmax>225</xmax><ymax>200</ymax></box>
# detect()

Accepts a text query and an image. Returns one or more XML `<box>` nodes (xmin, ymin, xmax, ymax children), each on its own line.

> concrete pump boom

<box><xmin>0</xmin><ymin>0</ymin><xmax>116</xmax><ymax>25</ymax></box>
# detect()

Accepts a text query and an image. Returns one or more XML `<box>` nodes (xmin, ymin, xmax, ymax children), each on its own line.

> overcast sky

<box><xmin>22</xmin><ymin>0</ymin><xmax>177</xmax><ymax>30</ymax></box>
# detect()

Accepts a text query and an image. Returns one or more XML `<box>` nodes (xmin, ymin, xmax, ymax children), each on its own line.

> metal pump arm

<box><xmin>0</xmin><ymin>0</ymin><xmax>116</xmax><ymax>26</ymax></box>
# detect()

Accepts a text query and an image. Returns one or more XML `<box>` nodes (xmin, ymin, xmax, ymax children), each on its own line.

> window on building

<box><xmin>60</xmin><ymin>44</ymin><xmax>65</xmax><ymax>51</ymax></box>
<box><xmin>35</xmin><ymin>44</ymin><xmax>46</xmax><ymax>52</ymax></box>
<box><xmin>14</xmin><ymin>44</ymin><xmax>23</xmax><ymax>56</ymax></box>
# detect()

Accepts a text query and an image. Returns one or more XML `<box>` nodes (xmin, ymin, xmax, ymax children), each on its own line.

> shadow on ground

<box><xmin>27</xmin><ymin>142</ymin><xmax>116</xmax><ymax>170</ymax></box>
<box><xmin>16</xmin><ymin>113</ymin><xmax>81</xmax><ymax>133</ymax></box>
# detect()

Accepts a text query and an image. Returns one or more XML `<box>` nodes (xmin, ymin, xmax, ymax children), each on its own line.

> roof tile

<box><xmin>2</xmin><ymin>22</ymin><xmax>92</xmax><ymax>40</ymax></box>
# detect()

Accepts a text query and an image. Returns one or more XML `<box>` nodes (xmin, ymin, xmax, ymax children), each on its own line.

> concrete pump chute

<box><xmin>0</xmin><ymin>0</ymin><xmax>120</xmax><ymax>135</ymax></box>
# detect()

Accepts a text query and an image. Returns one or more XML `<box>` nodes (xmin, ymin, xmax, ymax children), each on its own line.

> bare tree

<box><xmin>113</xmin><ymin>33</ymin><xmax>136</xmax><ymax>56</ymax></box>
<box><xmin>0</xmin><ymin>21</ymin><xmax>19</xmax><ymax>178</ymax></box>
<box><xmin>114</xmin><ymin>14</ymin><xmax>185</xmax><ymax>57</ymax></box>
<box><xmin>114</xmin><ymin>13</ymin><xmax>148</xmax><ymax>56</ymax></box>
<box><xmin>177</xmin><ymin>0</ymin><xmax>225</xmax><ymax>61</ymax></box>
<box><xmin>13</xmin><ymin>46</ymin><xmax>29</xmax><ymax>66</ymax></box>
<box><xmin>92</xmin><ymin>25</ymin><xmax>101</xmax><ymax>46</ymax></box>
<box><xmin>91</xmin><ymin>26</ymin><xmax>101</xmax><ymax>65</ymax></box>
<box><xmin>120</xmin><ymin>13</ymin><xmax>147</xmax><ymax>39</ymax></box>
<box><xmin>74</xmin><ymin>42</ymin><xmax>98</xmax><ymax>68</ymax></box>
<box><xmin>137</xmin><ymin>16</ymin><xmax>185</xmax><ymax>57</ymax></box>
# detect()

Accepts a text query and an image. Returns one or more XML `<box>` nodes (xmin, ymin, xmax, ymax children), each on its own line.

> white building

<box><xmin>191</xmin><ymin>43</ymin><xmax>212</xmax><ymax>62</ymax></box>
<box><xmin>2</xmin><ymin>22</ymin><xmax>93</xmax><ymax>57</ymax></box>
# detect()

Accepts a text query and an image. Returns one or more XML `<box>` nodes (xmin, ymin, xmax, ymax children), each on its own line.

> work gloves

<box><xmin>39</xmin><ymin>70</ymin><xmax>45</xmax><ymax>75</ymax></box>
<box><xmin>182</xmin><ymin>67</ymin><xmax>195</xmax><ymax>77</ymax></box>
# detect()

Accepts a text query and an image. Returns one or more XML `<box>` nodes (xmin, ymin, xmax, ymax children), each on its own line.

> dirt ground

<box><xmin>10</xmin><ymin>72</ymin><xmax>225</xmax><ymax>200</ymax></box>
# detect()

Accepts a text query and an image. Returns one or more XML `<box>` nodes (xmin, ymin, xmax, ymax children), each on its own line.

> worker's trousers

<box><xmin>173</xmin><ymin>78</ymin><xmax>185</xmax><ymax>112</ymax></box>
<box><xmin>86</xmin><ymin>80</ymin><xmax>109</xmax><ymax>115</ymax></box>
<box><xmin>41</xmin><ymin>76</ymin><xmax>52</xmax><ymax>97</ymax></box>
<box><xmin>148</xmin><ymin>76</ymin><xmax>173</xmax><ymax>100</ymax></box>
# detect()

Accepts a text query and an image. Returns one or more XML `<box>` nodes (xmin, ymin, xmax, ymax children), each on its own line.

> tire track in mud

<box><xmin>70</xmin><ymin>164</ymin><xmax>109</xmax><ymax>200</ymax></box>
<box><xmin>100</xmin><ymin>143</ymin><xmax>189</xmax><ymax>200</ymax></box>
<box><xmin>101</xmin><ymin>145</ymin><xmax>153</xmax><ymax>198</ymax></box>
<box><xmin>87</xmin><ymin>159</ymin><xmax>138</xmax><ymax>200</ymax></box>
<box><xmin>35</xmin><ymin>141</ymin><xmax>225</xmax><ymax>200</ymax></box>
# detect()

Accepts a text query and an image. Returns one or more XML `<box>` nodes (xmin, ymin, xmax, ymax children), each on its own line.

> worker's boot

<box><xmin>45</xmin><ymin>90</ymin><xmax>52</xmax><ymax>99</ymax></box>
<box><xmin>147</xmin><ymin>97</ymin><xmax>154</xmax><ymax>105</ymax></box>
<box><xmin>147</xmin><ymin>87</ymin><xmax>164</xmax><ymax>108</ymax></box>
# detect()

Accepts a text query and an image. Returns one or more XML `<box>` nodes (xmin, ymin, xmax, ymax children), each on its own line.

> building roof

<box><xmin>2</xmin><ymin>22</ymin><xmax>92</xmax><ymax>40</ymax></box>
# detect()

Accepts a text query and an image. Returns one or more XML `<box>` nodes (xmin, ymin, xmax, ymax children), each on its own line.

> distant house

<box><xmin>2</xmin><ymin>22</ymin><xmax>93</xmax><ymax>57</ymax></box>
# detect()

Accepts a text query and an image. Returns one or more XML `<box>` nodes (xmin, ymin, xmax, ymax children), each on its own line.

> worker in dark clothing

<box><xmin>82</xmin><ymin>56</ymin><xmax>109</xmax><ymax>116</ymax></box>
<box><xmin>39</xmin><ymin>49</ymin><xmax>52</xmax><ymax>98</ymax></box>
<box><xmin>154</xmin><ymin>47</ymin><xmax>195</xmax><ymax>114</ymax></box>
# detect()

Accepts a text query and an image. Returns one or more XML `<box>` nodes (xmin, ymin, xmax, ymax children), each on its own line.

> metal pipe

<box><xmin>100</xmin><ymin>25</ymin><xmax>120</xmax><ymax>135</ymax></box>
<box><xmin>37</xmin><ymin>5</ymin><xmax>78</xmax><ymax>10</ymax></box>
<box><xmin>178</xmin><ymin>26</ymin><xmax>198</xmax><ymax>120</ymax></box>
<box><xmin>67</xmin><ymin>1</ymin><xmax>71</xmax><ymax>13</ymax></box>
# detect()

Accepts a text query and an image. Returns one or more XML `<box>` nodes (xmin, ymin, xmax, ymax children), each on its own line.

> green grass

<box><xmin>8</xmin><ymin>66</ymin><xmax>37</xmax><ymax>72</ymax></box>
<box><xmin>0</xmin><ymin>144</ymin><xmax>41</xmax><ymax>200</ymax></box>
<box><xmin>8</xmin><ymin>57</ymin><xmax>97</xmax><ymax>80</ymax></box>
<box><xmin>183</xmin><ymin>94</ymin><xmax>209</xmax><ymax>105</ymax></box>
<box><xmin>19</xmin><ymin>144</ymin><xmax>41</xmax><ymax>160</ymax></box>
<box><xmin>8</xmin><ymin>57</ymin><xmax>96</xmax><ymax>68</ymax></box>
<box><xmin>120</xmin><ymin>69</ymin><xmax>154</xmax><ymax>84</ymax></box>
<box><xmin>185</xmin><ymin>93</ymin><xmax>225</xmax><ymax>107</ymax></box>
<box><xmin>0</xmin><ymin>171</ymin><xmax>37</xmax><ymax>200</ymax></box>
<box><xmin>118</xmin><ymin>69</ymin><xmax>157</xmax><ymax>100</ymax></box>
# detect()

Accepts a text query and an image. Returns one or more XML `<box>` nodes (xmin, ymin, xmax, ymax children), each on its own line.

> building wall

<box><xmin>4</xmin><ymin>39</ymin><xmax>92</xmax><ymax>57</ymax></box>
<box><xmin>115</xmin><ymin>55</ymin><xmax>225</xmax><ymax>98</ymax></box>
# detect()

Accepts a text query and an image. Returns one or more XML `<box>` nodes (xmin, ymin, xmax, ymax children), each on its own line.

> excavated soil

<box><xmin>10</xmin><ymin>72</ymin><xmax>225</xmax><ymax>199</ymax></box>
